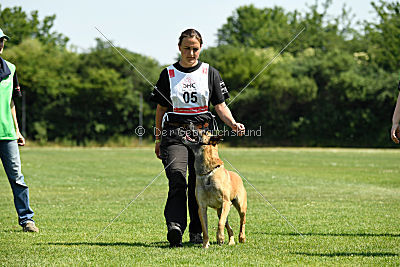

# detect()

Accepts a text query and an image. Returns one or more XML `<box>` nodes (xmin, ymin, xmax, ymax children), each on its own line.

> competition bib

<box><xmin>167</xmin><ymin>63</ymin><xmax>209</xmax><ymax>115</ymax></box>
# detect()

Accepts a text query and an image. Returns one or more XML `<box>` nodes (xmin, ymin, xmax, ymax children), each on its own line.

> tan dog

<box><xmin>183</xmin><ymin>127</ymin><xmax>247</xmax><ymax>248</ymax></box>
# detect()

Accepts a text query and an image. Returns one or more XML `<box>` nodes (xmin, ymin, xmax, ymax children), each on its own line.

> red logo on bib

<box><xmin>169</xmin><ymin>69</ymin><xmax>175</xmax><ymax>78</ymax></box>
<box><xmin>202</xmin><ymin>68</ymin><xmax>207</xmax><ymax>74</ymax></box>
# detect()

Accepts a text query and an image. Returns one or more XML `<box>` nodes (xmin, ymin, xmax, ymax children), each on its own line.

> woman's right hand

<box><xmin>391</xmin><ymin>124</ymin><xmax>400</xmax><ymax>144</ymax></box>
<box><xmin>155</xmin><ymin>141</ymin><xmax>162</xmax><ymax>159</ymax></box>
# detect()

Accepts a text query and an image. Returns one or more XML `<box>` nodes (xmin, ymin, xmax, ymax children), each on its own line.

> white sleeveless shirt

<box><xmin>167</xmin><ymin>63</ymin><xmax>210</xmax><ymax>115</ymax></box>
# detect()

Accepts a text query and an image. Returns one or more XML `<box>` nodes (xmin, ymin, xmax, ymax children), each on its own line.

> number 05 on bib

<box><xmin>167</xmin><ymin>63</ymin><xmax>210</xmax><ymax>115</ymax></box>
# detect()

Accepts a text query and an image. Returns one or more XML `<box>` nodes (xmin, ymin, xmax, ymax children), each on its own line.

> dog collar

<box><xmin>200</xmin><ymin>165</ymin><xmax>221</xmax><ymax>176</ymax></box>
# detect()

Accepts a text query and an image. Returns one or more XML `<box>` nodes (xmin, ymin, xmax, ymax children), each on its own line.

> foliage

<box><xmin>0</xmin><ymin>5</ymin><xmax>68</xmax><ymax>47</ymax></box>
<box><xmin>217</xmin><ymin>1</ymin><xmax>357</xmax><ymax>53</ymax></box>
<box><xmin>1</xmin><ymin>1</ymin><xmax>399</xmax><ymax>146</ymax></box>
<box><xmin>364</xmin><ymin>0</ymin><xmax>400</xmax><ymax>72</ymax></box>
<box><xmin>208</xmin><ymin>0</ymin><xmax>400</xmax><ymax>147</ymax></box>
<box><xmin>217</xmin><ymin>5</ymin><xmax>301</xmax><ymax>50</ymax></box>
<box><xmin>5</xmin><ymin>38</ymin><xmax>161</xmax><ymax>145</ymax></box>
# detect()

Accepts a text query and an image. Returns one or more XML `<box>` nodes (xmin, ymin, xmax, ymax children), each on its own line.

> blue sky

<box><xmin>2</xmin><ymin>0</ymin><xmax>379</xmax><ymax>65</ymax></box>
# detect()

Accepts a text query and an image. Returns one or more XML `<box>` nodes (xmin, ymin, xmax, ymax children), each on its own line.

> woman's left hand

<box><xmin>232</xmin><ymin>123</ymin><xmax>245</xmax><ymax>136</ymax></box>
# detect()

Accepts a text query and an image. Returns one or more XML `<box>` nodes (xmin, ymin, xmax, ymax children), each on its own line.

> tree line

<box><xmin>0</xmin><ymin>0</ymin><xmax>399</xmax><ymax>147</ymax></box>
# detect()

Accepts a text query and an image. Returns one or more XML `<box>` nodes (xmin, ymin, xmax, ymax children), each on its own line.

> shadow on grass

<box><xmin>293</xmin><ymin>252</ymin><xmax>398</xmax><ymax>257</ymax></box>
<box><xmin>46</xmin><ymin>241</ymin><xmax>200</xmax><ymax>249</ymax></box>
<box><xmin>258</xmin><ymin>232</ymin><xmax>400</xmax><ymax>237</ymax></box>
<box><xmin>1</xmin><ymin>229</ymin><xmax>23</xmax><ymax>233</ymax></box>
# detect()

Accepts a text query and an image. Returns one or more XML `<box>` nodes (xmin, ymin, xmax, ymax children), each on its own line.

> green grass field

<box><xmin>0</xmin><ymin>147</ymin><xmax>399</xmax><ymax>266</ymax></box>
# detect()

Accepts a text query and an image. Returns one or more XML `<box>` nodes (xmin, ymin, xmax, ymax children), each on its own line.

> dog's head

<box><xmin>182</xmin><ymin>123</ymin><xmax>223</xmax><ymax>151</ymax></box>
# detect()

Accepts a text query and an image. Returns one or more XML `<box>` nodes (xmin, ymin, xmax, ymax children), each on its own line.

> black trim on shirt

<box><xmin>0</xmin><ymin>57</ymin><xmax>11</xmax><ymax>81</ymax></box>
<box><xmin>173</xmin><ymin>61</ymin><xmax>202</xmax><ymax>73</ymax></box>
<box><xmin>208</xmin><ymin>65</ymin><xmax>230</xmax><ymax>105</ymax></box>
<box><xmin>153</xmin><ymin>68</ymin><xmax>172</xmax><ymax>109</ymax></box>
<box><xmin>13</xmin><ymin>71</ymin><xmax>22</xmax><ymax>99</ymax></box>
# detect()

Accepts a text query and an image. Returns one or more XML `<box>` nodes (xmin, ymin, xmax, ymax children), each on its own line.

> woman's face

<box><xmin>179</xmin><ymin>37</ymin><xmax>201</xmax><ymax>68</ymax></box>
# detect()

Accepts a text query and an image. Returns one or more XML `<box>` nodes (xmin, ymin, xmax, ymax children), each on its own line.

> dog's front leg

<box><xmin>217</xmin><ymin>208</ymin><xmax>235</xmax><ymax>245</ymax></box>
<box><xmin>217</xmin><ymin>201</ymin><xmax>231</xmax><ymax>245</ymax></box>
<box><xmin>198</xmin><ymin>206</ymin><xmax>209</xmax><ymax>249</ymax></box>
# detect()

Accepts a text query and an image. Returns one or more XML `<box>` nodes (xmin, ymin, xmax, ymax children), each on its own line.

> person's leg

<box><xmin>160</xmin><ymin>141</ymin><xmax>189</xmax><ymax>245</ymax></box>
<box><xmin>0</xmin><ymin>140</ymin><xmax>35</xmax><ymax>227</ymax></box>
<box><xmin>187</xmin><ymin>147</ymin><xmax>202</xmax><ymax>243</ymax></box>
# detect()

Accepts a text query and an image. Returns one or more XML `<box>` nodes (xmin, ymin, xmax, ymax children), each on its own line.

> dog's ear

<box><xmin>209</xmin><ymin>135</ymin><xmax>223</xmax><ymax>146</ymax></box>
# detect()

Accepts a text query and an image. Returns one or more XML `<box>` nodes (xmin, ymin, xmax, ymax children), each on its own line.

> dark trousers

<box><xmin>160</xmin><ymin>128</ymin><xmax>202</xmax><ymax>234</ymax></box>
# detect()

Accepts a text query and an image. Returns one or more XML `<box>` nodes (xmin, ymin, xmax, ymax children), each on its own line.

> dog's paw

<box><xmin>202</xmin><ymin>241</ymin><xmax>210</xmax><ymax>249</ymax></box>
<box><xmin>239</xmin><ymin>235</ymin><xmax>246</xmax><ymax>243</ymax></box>
<box><xmin>228</xmin><ymin>236</ymin><xmax>235</xmax><ymax>246</ymax></box>
<box><xmin>216</xmin><ymin>233</ymin><xmax>224</xmax><ymax>245</ymax></box>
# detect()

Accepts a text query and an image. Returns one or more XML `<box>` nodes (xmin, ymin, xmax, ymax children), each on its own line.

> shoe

<box><xmin>167</xmin><ymin>226</ymin><xmax>182</xmax><ymax>247</ymax></box>
<box><xmin>189</xmin><ymin>232</ymin><xmax>203</xmax><ymax>244</ymax></box>
<box><xmin>23</xmin><ymin>221</ymin><xmax>39</xmax><ymax>233</ymax></box>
